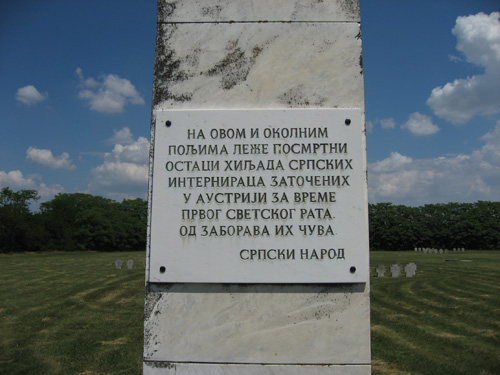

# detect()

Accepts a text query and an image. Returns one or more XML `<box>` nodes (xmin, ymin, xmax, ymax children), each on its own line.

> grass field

<box><xmin>1</xmin><ymin>251</ymin><xmax>499</xmax><ymax>375</ymax></box>
<box><xmin>0</xmin><ymin>252</ymin><xmax>144</xmax><ymax>375</ymax></box>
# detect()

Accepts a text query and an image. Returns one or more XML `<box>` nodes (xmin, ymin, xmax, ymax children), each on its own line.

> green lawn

<box><xmin>0</xmin><ymin>252</ymin><xmax>144</xmax><ymax>375</ymax></box>
<box><xmin>370</xmin><ymin>250</ymin><xmax>500</xmax><ymax>375</ymax></box>
<box><xmin>1</xmin><ymin>251</ymin><xmax>499</xmax><ymax>375</ymax></box>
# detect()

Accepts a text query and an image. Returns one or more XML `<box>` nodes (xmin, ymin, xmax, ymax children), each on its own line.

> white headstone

<box><xmin>404</xmin><ymin>263</ymin><xmax>417</xmax><ymax>278</ymax></box>
<box><xmin>127</xmin><ymin>259</ymin><xmax>134</xmax><ymax>270</ymax></box>
<box><xmin>376</xmin><ymin>264</ymin><xmax>386</xmax><ymax>277</ymax></box>
<box><xmin>390</xmin><ymin>264</ymin><xmax>402</xmax><ymax>278</ymax></box>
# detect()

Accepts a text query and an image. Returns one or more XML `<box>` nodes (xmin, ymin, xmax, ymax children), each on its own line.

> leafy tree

<box><xmin>369</xmin><ymin>201</ymin><xmax>500</xmax><ymax>251</ymax></box>
<box><xmin>119</xmin><ymin>198</ymin><xmax>148</xmax><ymax>250</ymax></box>
<box><xmin>0</xmin><ymin>187</ymin><xmax>39</xmax><ymax>252</ymax></box>
<box><xmin>39</xmin><ymin>193</ymin><xmax>147</xmax><ymax>251</ymax></box>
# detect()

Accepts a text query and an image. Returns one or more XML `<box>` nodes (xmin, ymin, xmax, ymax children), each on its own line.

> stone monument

<box><xmin>144</xmin><ymin>1</ymin><xmax>370</xmax><ymax>374</ymax></box>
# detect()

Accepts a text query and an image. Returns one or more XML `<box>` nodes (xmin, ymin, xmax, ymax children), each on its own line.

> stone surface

<box><xmin>157</xmin><ymin>0</ymin><xmax>360</xmax><ymax>22</ymax></box>
<box><xmin>145</xmin><ymin>0</ymin><xmax>369</xmax><ymax>372</ymax></box>
<box><xmin>404</xmin><ymin>263</ymin><xmax>417</xmax><ymax>278</ymax></box>
<box><xmin>144</xmin><ymin>363</ymin><xmax>371</xmax><ymax>375</ymax></box>
<box><xmin>153</xmin><ymin>23</ymin><xmax>363</xmax><ymax>110</ymax></box>
<box><xmin>149</xmin><ymin>109</ymin><xmax>368</xmax><ymax>284</ymax></box>
<box><xmin>144</xmin><ymin>284</ymin><xmax>370</xmax><ymax>364</ymax></box>
<box><xmin>375</xmin><ymin>264</ymin><xmax>386</xmax><ymax>277</ymax></box>
<box><xmin>390</xmin><ymin>264</ymin><xmax>401</xmax><ymax>278</ymax></box>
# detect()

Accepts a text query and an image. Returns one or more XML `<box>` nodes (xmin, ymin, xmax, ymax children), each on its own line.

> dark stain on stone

<box><xmin>252</xmin><ymin>46</ymin><xmax>263</xmax><ymax>58</ymax></box>
<box><xmin>279</xmin><ymin>85</ymin><xmax>326</xmax><ymax>108</ymax></box>
<box><xmin>153</xmin><ymin>24</ymin><xmax>193</xmax><ymax>106</ymax></box>
<box><xmin>206</xmin><ymin>40</ymin><xmax>260</xmax><ymax>91</ymax></box>
<box><xmin>201</xmin><ymin>5</ymin><xmax>222</xmax><ymax>19</ymax></box>
<box><xmin>157</xmin><ymin>1</ymin><xmax>177</xmax><ymax>21</ymax></box>
<box><xmin>184</xmin><ymin>48</ymin><xmax>201</xmax><ymax>70</ymax></box>
<box><xmin>147</xmin><ymin>361</ymin><xmax>176</xmax><ymax>369</ymax></box>
<box><xmin>144</xmin><ymin>291</ymin><xmax>162</xmax><ymax>318</ymax></box>
<box><xmin>338</xmin><ymin>0</ymin><xmax>360</xmax><ymax>18</ymax></box>
<box><xmin>143</xmin><ymin>292</ymin><xmax>162</xmax><ymax>352</ymax></box>
<box><xmin>359</xmin><ymin>53</ymin><xmax>363</xmax><ymax>75</ymax></box>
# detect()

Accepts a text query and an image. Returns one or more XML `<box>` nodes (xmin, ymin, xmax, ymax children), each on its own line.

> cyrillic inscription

<box><xmin>149</xmin><ymin>109</ymin><xmax>369</xmax><ymax>283</ymax></box>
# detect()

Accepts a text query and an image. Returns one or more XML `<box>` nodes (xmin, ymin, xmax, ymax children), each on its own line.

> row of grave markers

<box><xmin>414</xmin><ymin>248</ymin><xmax>466</xmax><ymax>254</ymax></box>
<box><xmin>371</xmin><ymin>263</ymin><xmax>417</xmax><ymax>278</ymax></box>
<box><xmin>115</xmin><ymin>259</ymin><xmax>138</xmax><ymax>270</ymax></box>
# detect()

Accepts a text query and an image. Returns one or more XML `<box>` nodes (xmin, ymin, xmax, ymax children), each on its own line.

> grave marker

<box><xmin>115</xmin><ymin>259</ymin><xmax>122</xmax><ymax>270</ymax></box>
<box><xmin>390</xmin><ymin>264</ymin><xmax>402</xmax><ymax>278</ymax></box>
<box><xmin>405</xmin><ymin>263</ymin><xmax>417</xmax><ymax>278</ymax></box>
<box><xmin>127</xmin><ymin>260</ymin><xmax>134</xmax><ymax>270</ymax></box>
<box><xmin>376</xmin><ymin>264</ymin><xmax>386</xmax><ymax>277</ymax></box>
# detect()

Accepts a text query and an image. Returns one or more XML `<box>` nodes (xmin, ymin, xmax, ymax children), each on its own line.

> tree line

<box><xmin>0</xmin><ymin>187</ymin><xmax>147</xmax><ymax>253</ymax></box>
<box><xmin>369</xmin><ymin>201</ymin><xmax>500</xmax><ymax>250</ymax></box>
<box><xmin>1</xmin><ymin>187</ymin><xmax>499</xmax><ymax>252</ymax></box>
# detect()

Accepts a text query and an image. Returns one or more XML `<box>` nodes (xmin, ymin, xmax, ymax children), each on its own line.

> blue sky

<box><xmin>1</xmin><ymin>0</ymin><xmax>499</xmax><ymax>207</ymax></box>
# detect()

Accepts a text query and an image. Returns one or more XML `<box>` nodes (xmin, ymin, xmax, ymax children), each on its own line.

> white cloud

<box><xmin>380</xmin><ymin>118</ymin><xmax>395</xmax><ymax>129</ymax></box>
<box><xmin>0</xmin><ymin>170</ymin><xmax>64</xmax><ymax>204</ymax></box>
<box><xmin>0</xmin><ymin>170</ymin><xmax>37</xmax><ymax>190</ymax></box>
<box><xmin>401</xmin><ymin>112</ymin><xmax>440</xmax><ymax>135</ymax></box>
<box><xmin>371</xmin><ymin>152</ymin><xmax>413</xmax><ymax>173</ymax></box>
<box><xmin>368</xmin><ymin>118</ymin><xmax>396</xmax><ymax>131</ymax></box>
<box><xmin>15</xmin><ymin>85</ymin><xmax>47</xmax><ymax>106</ymax></box>
<box><xmin>427</xmin><ymin>12</ymin><xmax>500</xmax><ymax>124</ymax></box>
<box><xmin>26</xmin><ymin>147</ymin><xmax>76</xmax><ymax>170</ymax></box>
<box><xmin>368</xmin><ymin>121</ymin><xmax>500</xmax><ymax>205</ymax></box>
<box><xmin>104</xmin><ymin>136</ymin><xmax>149</xmax><ymax>164</ymax></box>
<box><xmin>108</xmin><ymin>127</ymin><xmax>135</xmax><ymax>145</ymax></box>
<box><xmin>478</xmin><ymin>122</ymin><xmax>500</xmax><ymax>166</ymax></box>
<box><xmin>88</xmin><ymin>128</ymin><xmax>149</xmax><ymax>200</ymax></box>
<box><xmin>366</xmin><ymin>121</ymin><xmax>374</xmax><ymax>133</ymax></box>
<box><xmin>76</xmin><ymin>68</ymin><xmax>145</xmax><ymax>113</ymax></box>
<box><xmin>448</xmin><ymin>55</ymin><xmax>463</xmax><ymax>63</ymax></box>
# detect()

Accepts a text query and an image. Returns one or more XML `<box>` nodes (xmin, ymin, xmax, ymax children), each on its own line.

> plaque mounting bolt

<box><xmin>345</xmin><ymin>119</ymin><xmax>351</xmax><ymax>126</ymax></box>
<box><xmin>160</xmin><ymin>266</ymin><xmax>166</xmax><ymax>274</ymax></box>
<box><xmin>165</xmin><ymin>120</ymin><xmax>172</xmax><ymax>127</ymax></box>
<box><xmin>350</xmin><ymin>266</ymin><xmax>356</xmax><ymax>274</ymax></box>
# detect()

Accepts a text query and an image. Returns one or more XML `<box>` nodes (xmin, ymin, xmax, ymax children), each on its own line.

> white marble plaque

<box><xmin>149</xmin><ymin>109</ymin><xmax>368</xmax><ymax>283</ymax></box>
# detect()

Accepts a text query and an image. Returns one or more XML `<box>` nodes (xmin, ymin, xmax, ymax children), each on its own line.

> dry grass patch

<box><xmin>432</xmin><ymin>332</ymin><xmax>464</xmax><ymax>339</ymax></box>
<box><xmin>372</xmin><ymin>359</ymin><xmax>413</xmax><ymax>375</ymax></box>
<box><xmin>100</xmin><ymin>337</ymin><xmax>128</xmax><ymax>345</ymax></box>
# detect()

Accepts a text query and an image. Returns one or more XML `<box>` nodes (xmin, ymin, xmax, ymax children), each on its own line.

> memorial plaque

<box><xmin>148</xmin><ymin>109</ymin><xmax>368</xmax><ymax>283</ymax></box>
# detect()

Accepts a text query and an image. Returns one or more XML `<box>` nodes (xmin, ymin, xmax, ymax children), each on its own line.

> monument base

<box><xmin>144</xmin><ymin>363</ymin><xmax>371</xmax><ymax>375</ymax></box>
